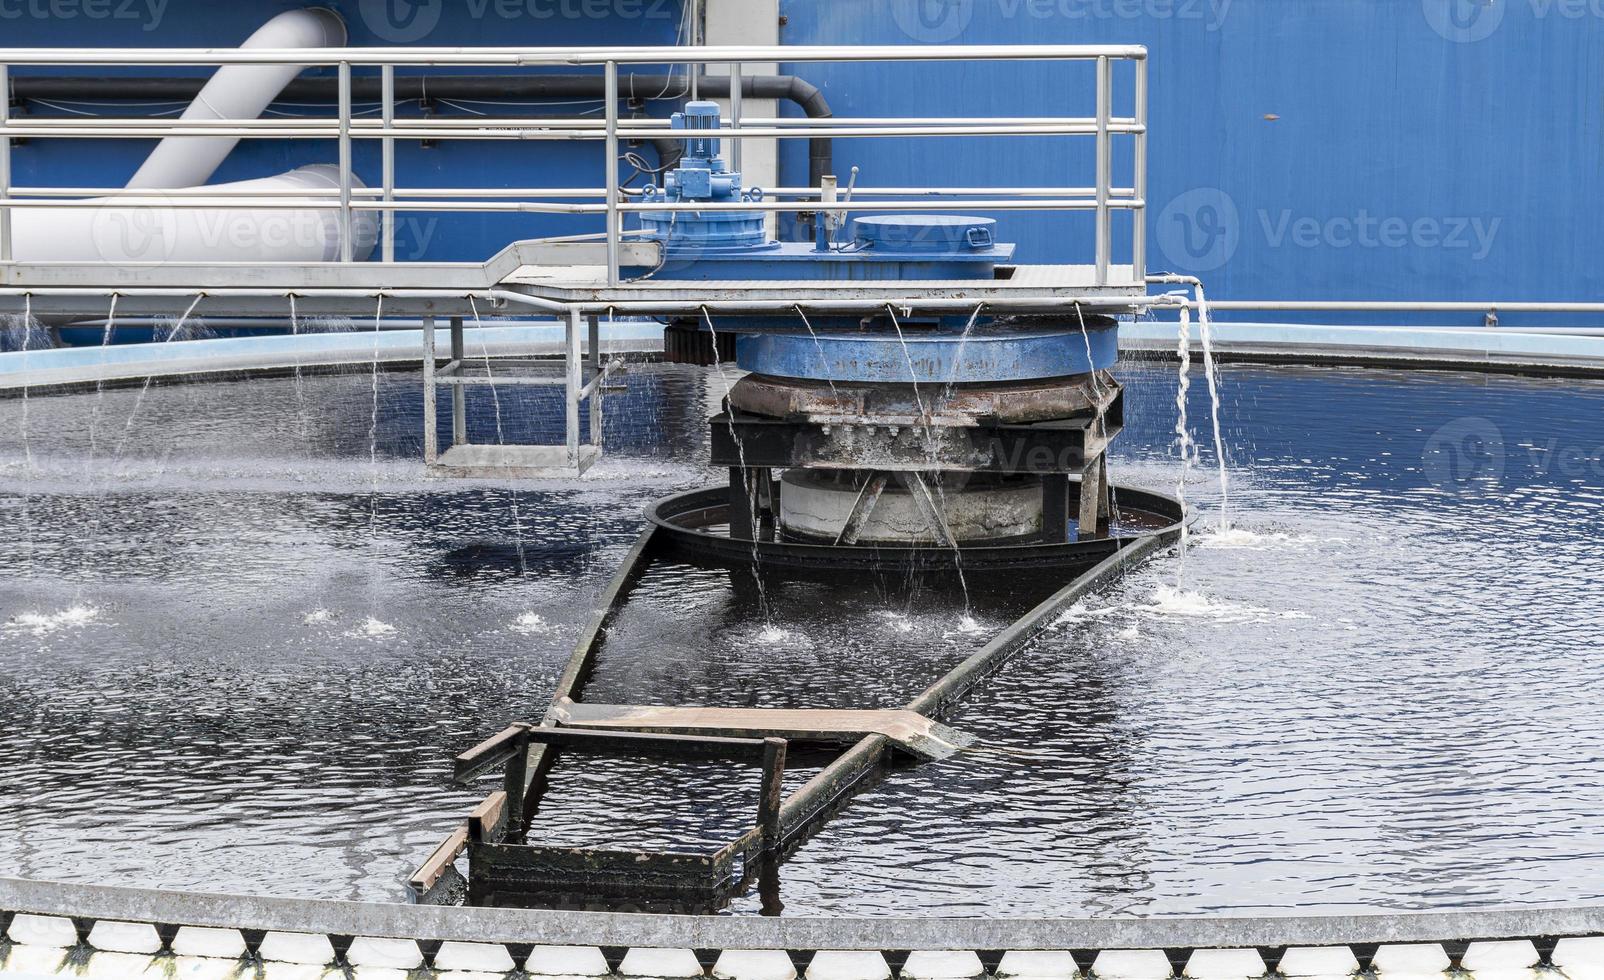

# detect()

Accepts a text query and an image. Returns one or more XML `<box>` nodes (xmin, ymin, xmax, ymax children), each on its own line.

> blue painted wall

<box><xmin>775</xmin><ymin>0</ymin><xmax>1604</xmax><ymax>326</ymax></box>
<box><xmin>6</xmin><ymin>0</ymin><xmax>1598</xmax><ymax>325</ymax></box>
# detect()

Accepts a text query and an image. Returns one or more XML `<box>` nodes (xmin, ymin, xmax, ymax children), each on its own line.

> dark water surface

<box><xmin>0</xmin><ymin>359</ymin><xmax>1601</xmax><ymax>916</ymax></box>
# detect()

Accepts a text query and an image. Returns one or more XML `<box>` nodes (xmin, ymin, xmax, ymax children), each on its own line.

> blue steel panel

<box><xmin>776</xmin><ymin>0</ymin><xmax>1604</xmax><ymax>328</ymax></box>
<box><xmin>735</xmin><ymin>321</ymin><xmax>1119</xmax><ymax>382</ymax></box>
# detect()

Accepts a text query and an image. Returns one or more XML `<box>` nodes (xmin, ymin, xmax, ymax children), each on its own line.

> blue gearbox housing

<box><xmin>635</xmin><ymin>102</ymin><xmax>1013</xmax><ymax>281</ymax></box>
<box><xmin>639</xmin><ymin>102</ymin><xmax>1119</xmax><ymax>384</ymax></box>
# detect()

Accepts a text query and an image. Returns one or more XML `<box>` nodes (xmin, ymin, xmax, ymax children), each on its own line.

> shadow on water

<box><xmin>430</xmin><ymin>539</ymin><xmax>593</xmax><ymax>580</ymax></box>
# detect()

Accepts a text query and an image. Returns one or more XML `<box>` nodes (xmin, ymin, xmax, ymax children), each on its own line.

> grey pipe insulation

<box><xmin>8</xmin><ymin>72</ymin><xmax>835</xmax><ymax>234</ymax></box>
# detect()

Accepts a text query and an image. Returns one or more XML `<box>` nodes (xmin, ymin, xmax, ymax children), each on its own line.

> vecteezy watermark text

<box><xmin>0</xmin><ymin>0</ymin><xmax>168</xmax><ymax>31</ymax></box>
<box><xmin>1259</xmin><ymin>209</ymin><xmax>1501</xmax><ymax>261</ymax></box>
<box><xmin>1423</xmin><ymin>416</ymin><xmax>1604</xmax><ymax>494</ymax></box>
<box><xmin>1156</xmin><ymin>187</ymin><xmax>1505</xmax><ymax>273</ymax></box>
<box><xmin>360</xmin><ymin>0</ymin><xmax>676</xmax><ymax>43</ymax></box>
<box><xmin>892</xmin><ymin>0</ymin><xmax>1232</xmax><ymax>42</ymax></box>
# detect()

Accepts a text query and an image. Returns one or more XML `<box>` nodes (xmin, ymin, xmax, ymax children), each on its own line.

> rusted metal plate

<box><xmin>468</xmin><ymin>840</ymin><xmax>744</xmax><ymax>907</ymax></box>
<box><xmin>407</xmin><ymin>821</ymin><xmax>470</xmax><ymax>899</ymax></box>
<box><xmin>708</xmin><ymin>407</ymin><xmax>1122</xmax><ymax>474</ymax></box>
<box><xmin>551</xmin><ymin>699</ymin><xmax>973</xmax><ymax>762</ymax></box>
<box><xmin>728</xmin><ymin>371</ymin><xmax>1116</xmax><ymax>426</ymax></box>
<box><xmin>455</xmin><ymin>725</ymin><xmax>528</xmax><ymax>783</ymax></box>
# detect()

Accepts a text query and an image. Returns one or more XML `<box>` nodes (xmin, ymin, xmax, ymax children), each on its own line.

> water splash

<box><xmin>303</xmin><ymin>608</ymin><xmax>334</xmax><ymax>625</ymax></box>
<box><xmin>5</xmin><ymin>605</ymin><xmax>100</xmax><ymax>636</ymax></box>
<box><xmin>510</xmin><ymin>612</ymin><xmax>556</xmax><ymax>635</ymax></box>
<box><xmin>1135</xmin><ymin>584</ymin><xmax>1311</xmax><ymax>624</ymax></box>
<box><xmin>941</xmin><ymin>614</ymin><xmax>989</xmax><ymax>640</ymax></box>
<box><xmin>1056</xmin><ymin>585</ymin><xmax>1311</xmax><ymax>630</ymax></box>
<box><xmin>876</xmin><ymin>610</ymin><xmax>915</xmax><ymax>634</ymax></box>
<box><xmin>1196</xmin><ymin>527</ymin><xmax>1341</xmax><ymax>551</ymax></box>
<box><xmin>347</xmin><ymin>617</ymin><xmax>397</xmax><ymax>638</ymax></box>
<box><xmin>751</xmin><ymin>624</ymin><xmax>806</xmax><ymax>647</ymax></box>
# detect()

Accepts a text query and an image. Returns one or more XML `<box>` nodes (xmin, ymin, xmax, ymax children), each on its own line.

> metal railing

<box><xmin>0</xmin><ymin>44</ymin><xmax>1148</xmax><ymax>287</ymax></box>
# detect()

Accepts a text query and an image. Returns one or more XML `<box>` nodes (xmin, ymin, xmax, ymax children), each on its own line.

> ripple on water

<box><xmin>0</xmin><ymin>362</ymin><xmax>1602</xmax><ymax>915</ymax></box>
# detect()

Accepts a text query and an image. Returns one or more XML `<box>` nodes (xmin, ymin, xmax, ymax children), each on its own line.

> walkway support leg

<box><xmin>1078</xmin><ymin>452</ymin><xmax>1107</xmax><ymax>541</ymax></box>
<box><xmin>422</xmin><ymin>315</ymin><xmax>438</xmax><ymax>466</ymax></box>
<box><xmin>567</xmin><ymin>308</ymin><xmax>583</xmax><ymax>468</ymax></box>
<box><xmin>588</xmin><ymin>314</ymin><xmax>603</xmax><ymax>449</ymax></box>
<box><xmin>450</xmin><ymin>316</ymin><xmax>467</xmax><ymax>449</ymax></box>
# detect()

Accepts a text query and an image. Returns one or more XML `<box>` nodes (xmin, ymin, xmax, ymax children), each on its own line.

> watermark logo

<box><xmin>360</xmin><ymin>0</ymin><xmax>443</xmax><ymax>43</ymax></box>
<box><xmin>1156</xmin><ymin>187</ymin><xmax>1240</xmax><ymax>273</ymax></box>
<box><xmin>1154</xmin><ymin>188</ymin><xmax>1504</xmax><ymax>273</ymax></box>
<box><xmin>91</xmin><ymin>195</ymin><xmax>180</xmax><ymax>264</ymax></box>
<box><xmin>0</xmin><ymin>0</ymin><xmax>170</xmax><ymax>32</ymax></box>
<box><xmin>1423</xmin><ymin>416</ymin><xmax>1506</xmax><ymax>491</ymax></box>
<box><xmin>1259</xmin><ymin>209</ymin><xmax>1501</xmax><ymax>260</ymax></box>
<box><xmin>892</xmin><ymin>0</ymin><xmax>974</xmax><ymax>41</ymax></box>
<box><xmin>892</xmin><ymin>0</ymin><xmax>1231</xmax><ymax>39</ymax></box>
<box><xmin>361</xmin><ymin>0</ymin><xmax>675</xmax><ymax>40</ymax></box>
<box><xmin>1423</xmin><ymin>0</ymin><xmax>1505</xmax><ymax>41</ymax></box>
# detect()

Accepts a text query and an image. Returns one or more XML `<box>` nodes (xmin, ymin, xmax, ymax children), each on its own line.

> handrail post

<box><xmin>604</xmin><ymin>60</ymin><xmax>619</xmax><ymax>287</ymax></box>
<box><xmin>1132</xmin><ymin>55</ymin><xmax>1147</xmax><ymax>283</ymax></box>
<box><xmin>338</xmin><ymin>61</ymin><xmax>354</xmax><ymax>264</ymax></box>
<box><xmin>381</xmin><ymin>63</ymin><xmax>395</xmax><ymax>263</ymax></box>
<box><xmin>1094</xmin><ymin>55</ymin><xmax>1111</xmax><ymax>287</ymax></box>
<box><xmin>0</xmin><ymin>63</ymin><xmax>11</xmax><ymax>263</ymax></box>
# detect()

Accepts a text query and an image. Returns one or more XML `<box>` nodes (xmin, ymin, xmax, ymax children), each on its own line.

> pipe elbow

<box><xmin>247</xmin><ymin>7</ymin><xmax>347</xmax><ymax>50</ymax></box>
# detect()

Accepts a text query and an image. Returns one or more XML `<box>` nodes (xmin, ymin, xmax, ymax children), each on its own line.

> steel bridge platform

<box><xmin>0</xmin><ymin>243</ymin><xmax>1149</xmax><ymax>320</ymax></box>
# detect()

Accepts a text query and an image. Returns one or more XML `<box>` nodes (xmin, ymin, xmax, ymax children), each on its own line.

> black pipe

<box><xmin>10</xmin><ymin>72</ymin><xmax>833</xmax><ymax>232</ymax></box>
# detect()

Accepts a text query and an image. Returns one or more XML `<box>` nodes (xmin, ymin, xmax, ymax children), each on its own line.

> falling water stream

<box><xmin>885</xmin><ymin>304</ymin><xmax>972</xmax><ymax>616</ymax></box>
<box><xmin>11</xmin><ymin>296</ymin><xmax>37</xmax><ymax>579</ymax></box>
<box><xmin>468</xmin><ymin>296</ymin><xmax>529</xmax><ymax>575</ymax></box>
<box><xmin>1192</xmin><ymin>286</ymin><xmax>1231</xmax><ymax>532</ymax></box>
<box><xmin>700</xmin><ymin>306</ymin><xmax>772</xmax><ymax>625</ymax></box>
<box><xmin>1172</xmin><ymin>306</ymin><xmax>1198</xmax><ymax>580</ymax></box>
<box><xmin>793</xmin><ymin>306</ymin><xmax>841</xmax><ymax>407</ymax></box>
<box><xmin>287</xmin><ymin>294</ymin><xmax>310</xmax><ymax>439</ymax></box>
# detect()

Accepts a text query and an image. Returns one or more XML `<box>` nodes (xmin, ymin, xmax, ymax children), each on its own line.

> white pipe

<box><xmin>126</xmin><ymin>7</ymin><xmax>347</xmax><ymax>190</ymax></box>
<box><xmin>11</xmin><ymin>165</ymin><xmax>377</xmax><ymax>263</ymax></box>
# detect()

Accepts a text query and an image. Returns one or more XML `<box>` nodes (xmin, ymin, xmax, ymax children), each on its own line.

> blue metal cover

<box><xmin>736</xmin><ymin>321</ymin><xmax>1118</xmax><ymax>384</ymax></box>
<box><xmin>853</xmin><ymin>215</ymin><xmax>998</xmax><ymax>253</ymax></box>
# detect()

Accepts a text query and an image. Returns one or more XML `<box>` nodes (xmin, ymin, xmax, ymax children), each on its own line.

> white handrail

<box><xmin>0</xmin><ymin>44</ymin><xmax>1149</xmax><ymax>66</ymax></box>
<box><xmin>0</xmin><ymin>43</ymin><xmax>1148</xmax><ymax>286</ymax></box>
